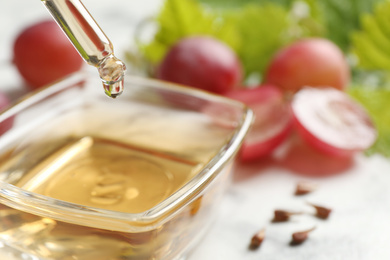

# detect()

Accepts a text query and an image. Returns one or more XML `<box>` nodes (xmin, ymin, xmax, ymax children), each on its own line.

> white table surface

<box><xmin>2</xmin><ymin>1</ymin><xmax>390</xmax><ymax>259</ymax></box>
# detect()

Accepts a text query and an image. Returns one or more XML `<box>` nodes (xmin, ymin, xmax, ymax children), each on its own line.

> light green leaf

<box><xmin>224</xmin><ymin>4</ymin><xmax>291</xmax><ymax>77</ymax></box>
<box><xmin>349</xmin><ymin>87</ymin><xmax>390</xmax><ymax>157</ymax></box>
<box><xmin>351</xmin><ymin>1</ymin><xmax>390</xmax><ymax>71</ymax></box>
<box><xmin>314</xmin><ymin>0</ymin><xmax>382</xmax><ymax>50</ymax></box>
<box><xmin>196</xmin><ymin>0</ymin><xmax>292</xmax><ymax>9</ymax></box>
<box><xmin>374</xmin><ymin>1</ymin><xmax>390</xmax><ymax>37</ymax></box>
<box><xmin>200</xmin><ymin>0</ymin><xmax>381</xmax><ymax>51</ymax></box>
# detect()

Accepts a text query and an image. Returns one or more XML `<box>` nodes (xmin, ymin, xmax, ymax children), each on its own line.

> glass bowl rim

<box><xmin>0</xmin><ymin>72</ymin><xmax>253</xmax><ymax>231</ymax></box>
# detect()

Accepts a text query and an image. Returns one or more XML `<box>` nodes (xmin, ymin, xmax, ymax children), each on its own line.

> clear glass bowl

<box><xmin>0</xmin><ymin>72</ymin><xmax>253</xmax><ymax>260</ymax></box>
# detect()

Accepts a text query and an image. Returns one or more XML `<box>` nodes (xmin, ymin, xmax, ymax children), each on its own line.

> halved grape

<box><xmin>291</xmin><ymin>87</ymin><xmax>377</xmax><ymax>157</ymax></box>
<box><xmin>224</xmin><ymin>85</ymin><xmax>293</xmax><ymax>162</ymax></box>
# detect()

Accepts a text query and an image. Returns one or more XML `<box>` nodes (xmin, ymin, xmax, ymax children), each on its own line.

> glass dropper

<box><xmin>41</xmin><ymin>0</ymin><xmax>126</xmax><ymax>98</ymax></box>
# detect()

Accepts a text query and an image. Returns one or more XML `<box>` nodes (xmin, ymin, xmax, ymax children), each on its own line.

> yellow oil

<box><xmin>15</xmin><ymin>136</ymin><xmax>202</xmax><ymax>213</ymax></box>
<box><xmin>0</xmin><ymin>134</ymin><xmax>226</xmax><ymax>260</ymax></box>
<box><xmin>0</xmin><ymin>135</ymin><xmax>223</xmax><ymax>260</ymax></box>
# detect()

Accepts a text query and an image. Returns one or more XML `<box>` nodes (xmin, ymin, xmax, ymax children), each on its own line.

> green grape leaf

<box><xmin>196</xmin><ymin>0</ymin><xmax>292</xmax><ymax>9</ymax></box>
<box><xmin>224</xmin><ymin>4</ymin><xmax>291</xmax><ymax>78</ymax></box>
<box><xmin>349</xmin><ymin>87</ymin><xmax>390</xmax><ymax>157</ymax></box>
<box><xmin>351</xmin><ymin>1</ymin><xmax>390</xmax><ymax>71</ymax></box>
<box><xmin>313</xmin><ymin>0</ymin><xmax>382</xmax><ymax>51</ymax></box>
<box><xmin>196</xmin><ymin>0</ymin><xmax>382</xmax><ymax>52</ymax></box>
<box><xmin>138</xmin><ymin>0</ymin><xmax>240</xmax><ymax>65</ymax></box>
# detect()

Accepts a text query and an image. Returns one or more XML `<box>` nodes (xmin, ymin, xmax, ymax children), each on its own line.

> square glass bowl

<box><xmin>0</xmin><ymin>72</ymin><xmax>252</xmax><ymax>260</ymax></box>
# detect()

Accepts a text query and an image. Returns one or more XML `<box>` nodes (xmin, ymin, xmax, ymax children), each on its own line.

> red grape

<box><xmin>224</xmin><ymin>85</ymin><xmax>293</xmax><ymax>162</ymax></box>
<box><xmin>291</xmin><ymin>87</ymin><xmax>377</xmax><ymax>157</ymax></box>
<box><xmin>157</xmin><ymin>36</ymin><xmax>242</xmax><ymax>94</ymax></box>
<box><xmin>264</xmin><ymin>38</ymin><xmax>350</xmax><ymax>93</ymax></box>
<box><xmin>13</xmin><ymin>20</ymin><xmax>84</xmax><ymax>89</ymax></box>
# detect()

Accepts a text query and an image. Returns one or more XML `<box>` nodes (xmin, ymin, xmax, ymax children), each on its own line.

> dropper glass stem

<box><xmin>41</xmin><ymin>0</ymin><xmax>126</xmax><ymax>98</ymax></box>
